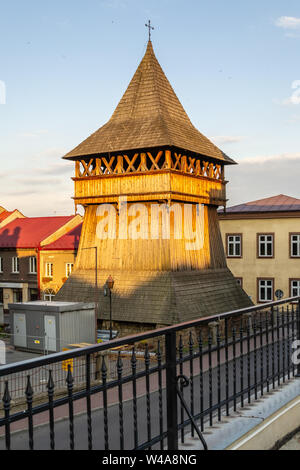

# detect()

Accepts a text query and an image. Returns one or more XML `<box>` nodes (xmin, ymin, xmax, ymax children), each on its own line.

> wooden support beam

<box><xmin>195</xmin><ymin>159</ymin><xmax>202</xmax><ymax>176</ymax></box>
<box><xmin>124</xmin><ymin>153</ymin><xmax>138</xmax><ymax>173</ymax></box>
<box><xmin>173</xmin><ymin>153</ymin><xmax>181</xmax><ymax>170</ymax></box>
<box><xmin>165</xmin><ymin>150</ymin><xmax>172</xmax><ymax>169</ymax></box>
<box><xmin>180</xmin><ymin>156</ymin><xmax>187</xmax><ymax>173</ymax></box>
<box><xmin>75</xmin><ymin>161</ymin><xmax>80</xmax><ymax>178</ymax></box>
<box><xmin>148</xmin><ymin>151</ymin><xmax>163</xmax><ymax>171</ymax></box>
<box><xmin>115</xmin><ymin>156</ymin><xmax>124</xmax><ymax>174</ymax></box>
<box><xmin>95</xmin><ymin>158</ymin><xmax>102</xmax><ymax>176</ymax></box>
<box><xmin>188</xmin><ymin>157</ymin><xmax>195</xmax><ymax>174</ymax></box>
<box><xmin>209</xmin><ymin>163</ymin><xmax>214</xmax><ymax>179</ymax></box>
<box><xmin>102</xmin><ymin>156</ymin><xmax>115</xmax><ymax>174</ymax></box>
<box><xmin>139</xmin><ymin>153</ymin><xmax>148</xmax><ymax>172</ymax></box>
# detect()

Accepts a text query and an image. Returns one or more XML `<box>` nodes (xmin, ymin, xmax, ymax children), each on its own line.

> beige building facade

<box><xmin>219</xmin><ymin>195</ymin><xmax>300</xmax><ymax>303</ymax></box>
<box><xmin>40</xmin><ymin>250</ymin><xmax>78</xmax><ymax>301</ymax></box>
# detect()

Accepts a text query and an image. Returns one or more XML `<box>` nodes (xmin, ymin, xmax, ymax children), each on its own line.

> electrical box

<box><xmin>8</xmin><ymin>301</ymin><xmax>95</xmax><ymax>353</ymax></box>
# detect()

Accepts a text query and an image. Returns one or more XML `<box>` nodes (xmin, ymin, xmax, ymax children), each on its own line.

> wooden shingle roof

<box><xmin>64</xmin><ymin>41</ymin><xmax>235</xmax><ymax>164</ymax></box>
<box><xmin>55</xmin><ymin>268</ymin><xmax>252</xmax><ymax>324</ymax></box>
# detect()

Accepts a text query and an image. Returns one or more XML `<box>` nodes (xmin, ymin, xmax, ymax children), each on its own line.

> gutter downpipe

<box><xmin>37</xmin><ymin>245</ymin><xmax>41</xmax><ymax>300</ymax></box>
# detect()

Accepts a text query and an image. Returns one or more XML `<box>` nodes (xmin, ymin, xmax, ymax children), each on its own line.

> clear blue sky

<box><xmin>0</xmin><ymin>0</ymin><xmax>299</xmax><ymax>215</ymax></box>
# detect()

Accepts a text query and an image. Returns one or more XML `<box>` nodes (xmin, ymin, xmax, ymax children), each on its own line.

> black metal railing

<box><xmin>0</xmin><ymin>296</ymin><xmax>300</xmax><ymax>450</ymax></box>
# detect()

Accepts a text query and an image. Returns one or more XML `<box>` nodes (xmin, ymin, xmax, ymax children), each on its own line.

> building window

<box><xmin>290</xmin><ymin>280</ymin><xmax>300</xmax><ymax>298</ymax></box>
<box><xmin>29</xmin><ymin>256</ymin><xmax>37</xmax><ymax>274</ymax></box>
<box><xmin>66</xmin><ymin>263</ymin><xmax>74</xmax><ymax>277</ymax></box>
<box><xmin>235</xmin><ymin>277</ymin><xmax>243</xmax><ymax>288</ymax></box>
<box><xmin>43</xmin><ymin>289</ymin><xmax>56</xmax><ymax>302</ymax></box>
<box><xmin>258</xmin><ymin>279</ymin><xmax>273</xmax><ymax>302</ymax></box>
<box><xmin>29</xmin><ymin>288</ymin><xmax>39</xmax><ymax>301</ymax></box>
<box><xmin>13</xmin><ymin>288</ymin><xmax>22</xmax><ymax>303</ymax></box>
<box><xmin>0</xmin><ymin>257</ymin><xmax>3</xmax><ymax>273</ymax></box>
<box><xmin>12</xmin><ymin>257</ymin><xmax>20</xmax><ymax>273</ymax></box>
<box><xmin>45</xmin><ymin>263</ymin><xmax>53</xmax><ymax>278</ymax></box>
<box><xmin>258</xmin><ymin>234</ymin><xmax>274</xmax><ymax>257</ymax></box>
<box><xmin>226</xmin><ymin>234</ymin><xmax>242</xmax><ymax>257</ymax></box>
<box><xmin>0</xmin><ymin>288</ymin><xmax>3</xmax><ymax>303</ymax></box>
<box><xmin>290</xmin><ymin>234</ymin><xmax>300</xmax><ymax>257</ymax></box>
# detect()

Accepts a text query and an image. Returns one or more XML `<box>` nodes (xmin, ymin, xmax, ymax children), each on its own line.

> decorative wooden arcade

<box><xmin>56</xmin><ymin>39</ymin><xmax>252</xmax><ymax>333</ymax></box>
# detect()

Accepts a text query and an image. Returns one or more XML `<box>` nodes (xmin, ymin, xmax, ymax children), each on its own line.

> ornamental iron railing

<box><xmin>0</xmin><ymin>296</ymin><xmax>299</xmax><ymax>450</ymax></box>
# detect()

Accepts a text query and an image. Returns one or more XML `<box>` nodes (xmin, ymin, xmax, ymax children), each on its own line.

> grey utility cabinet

<box><xmin>9</xmin><ymin>301</ymin><xmax>96</xmax><ymax>353</ymax></box>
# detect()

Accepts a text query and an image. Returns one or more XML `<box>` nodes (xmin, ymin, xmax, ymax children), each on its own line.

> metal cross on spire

<box><xmin>145</xmin><ymin>20</ymin><xmax>154</xmax><ymax>41</ymax></box>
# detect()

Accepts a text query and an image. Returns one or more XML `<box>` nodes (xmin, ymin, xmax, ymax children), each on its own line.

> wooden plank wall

<box><xmin>75</xmin><ymin>202</ymin><xmax>227</xmax><ymax>272</ymax></box>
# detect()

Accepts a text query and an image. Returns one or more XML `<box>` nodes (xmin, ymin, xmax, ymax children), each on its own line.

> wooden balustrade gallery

<box><xmin>74</xmin><ymin>150</ymin><xmax>224</xmax><ymax>181</ymax></box>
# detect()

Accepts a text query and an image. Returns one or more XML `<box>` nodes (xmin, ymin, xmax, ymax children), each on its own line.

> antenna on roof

<box><xmin>145</xmin><ymin>20</ymin><xmax>154</xmax><ymax>41</ymax></box>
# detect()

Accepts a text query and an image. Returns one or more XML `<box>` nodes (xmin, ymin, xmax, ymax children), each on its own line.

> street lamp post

<box><xmin>104</xmin><ymin>275</ymin><xmax>114</xmax><ymax>340</ymax></box>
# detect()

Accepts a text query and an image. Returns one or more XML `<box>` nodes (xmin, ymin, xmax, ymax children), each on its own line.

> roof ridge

<box><xmin>247</xmin><ymin>194</ymin><xmax>300</xmax><ymax>204</ymax></box>
<box><xmin>149</xmin><ymin>41</ymin><xmax>173</xmax><ymax>145</ymax></box>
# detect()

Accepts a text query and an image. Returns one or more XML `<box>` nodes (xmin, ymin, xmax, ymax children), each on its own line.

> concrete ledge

<box><xmin>179</xmin><ymin>378</ymin><xmax>300</xmax><ymax>451</ymax></box>
<box><xmin>228</xmin><ymin>394</ymin><xmax>300</xmax><ymax>450</ymax></box>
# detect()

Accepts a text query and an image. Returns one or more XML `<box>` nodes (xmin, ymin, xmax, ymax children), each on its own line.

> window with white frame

<box><xmin>0</xmin><ymin>257</ymin><xmax>3</xmax><ymax>273</ymax></box>
<box><xmin>227</xmin><ymin>235</ymin><xmax>242</xmax><ymax>257</ymax></box>
<box><xmin>65</xmin><ymin>263</ymin><xmax>74</xmax><ymax>277</ymax></box>
<box><xmin>29</xmin><ymin>256</ymin><xmax>37</xmax><ymax>274</ymax></box>
<box><xmin>45</xmin><ymin>262</ymin><xmax>53</xmax><ymax>278</ymax></box>
<box><xmin>12</xmin><ymin>257</ymin><xmax>19</xmax><ymax>273</ymax></box>
<box><xmin>43</xmin><ymin>289</ymin><xmax>56</xmax><ymax>302</ymax></box>
<box><xmin>258</xmin><ymin>234</ymin><xmax>274</xmax><ymax>257</ymax></box>
<box><xmin>291</xmin><ymin>280</ymin><xmax>300</xmax><ymax>298</ymax></box>
<box><xmin>258</xmin><ymin>279</ymin><xmax>273</xmax><ymax>302</ymax></box>
<box><xmin>291</xmin><ymin>234</ymin><xmax>300</xmax><ymax>257</ymax></box>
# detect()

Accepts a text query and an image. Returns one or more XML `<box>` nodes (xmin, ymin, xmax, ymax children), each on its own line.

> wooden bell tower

<box><xmin>56</xmin><ymin>40</ymin><xmax>252</xmax><ymax>333</ymax></box>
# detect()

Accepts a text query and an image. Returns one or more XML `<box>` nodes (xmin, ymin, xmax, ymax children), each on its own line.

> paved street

<box><xmin>4</xmin><ymin>346</ymin><xmax>39</xmax><ymax>365</ymax></box>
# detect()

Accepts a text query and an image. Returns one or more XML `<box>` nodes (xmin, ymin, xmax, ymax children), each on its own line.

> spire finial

<box><xmin>145</xmin><ymin>20</ymin><xmax>154</xmax><ymax>41</ymax></box>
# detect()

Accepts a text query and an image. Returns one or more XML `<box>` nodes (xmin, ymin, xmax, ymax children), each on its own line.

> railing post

<box><xmin>165</xmin><ymin>331</ymin><xmax>178</xmax><ymax>450</ymax></box>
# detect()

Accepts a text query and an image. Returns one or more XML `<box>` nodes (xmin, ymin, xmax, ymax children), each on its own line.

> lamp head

<box><xmin>106</xmin><ymin>275</ymin><xmax>114</xmax><ymax>290</ymax></box>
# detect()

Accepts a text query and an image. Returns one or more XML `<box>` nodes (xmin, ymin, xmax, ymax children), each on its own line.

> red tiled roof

<box><xmin>42</xmin><ymin>223</ymin><xmax>82</xmax><ymax>250</ymax></box>
<box><xmin>0</xmin><ymin>216</ymin><xmax>75</xmax><ymax>248</ymax></box>
<box><xmin>220</xmin><ymin>194</ymin><xmax>300</xmax><ymax>214</ymax></box>
<box><xmin>0</xmin><ymin>211</ymin><xmax>14</xmax><ymax>222</ymax></box>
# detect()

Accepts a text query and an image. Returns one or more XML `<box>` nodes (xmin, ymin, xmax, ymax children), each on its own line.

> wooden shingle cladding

<box><xmin>63</xmin><ymin>41</ymin><xmax>235</xmax><ymax>165</ymax></box>
<box><xmin>56</xmin><ymin>268</ymin><xmax>251</xmax><ymax>326</ymax></box>
<box><xmin>67</xmin><ymin>204</ymin><xmax>226</xmax><ymax>272</ymax></box>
